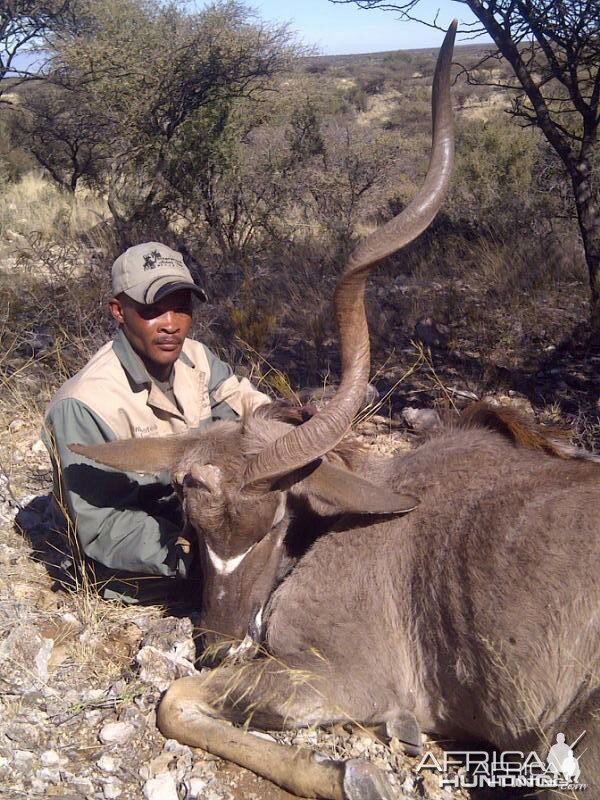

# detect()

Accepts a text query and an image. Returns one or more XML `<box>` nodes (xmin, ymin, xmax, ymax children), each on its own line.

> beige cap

<box><xmin>111</xmin><ymin>242</ymin><xmax>207</xmax><ymax>304</ymax></box>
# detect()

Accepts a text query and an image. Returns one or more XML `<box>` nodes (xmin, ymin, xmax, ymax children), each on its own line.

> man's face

<box><xmin>109</xmin><ymin>289</ymin><xmax>193</xmax><ymax>378</ymax></box>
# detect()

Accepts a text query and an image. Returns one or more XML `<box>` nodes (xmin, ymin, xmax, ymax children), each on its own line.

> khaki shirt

<box><xmin>43</xmin><ymin>330</ymin><xmax>270</xmax><ymax>578</ymax></box>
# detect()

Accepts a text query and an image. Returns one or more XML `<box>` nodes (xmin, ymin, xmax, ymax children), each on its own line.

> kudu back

<box><xmin>72</xmin><ymin>22</ymin><xmax>599</xmax><ymax>800</ymax></box>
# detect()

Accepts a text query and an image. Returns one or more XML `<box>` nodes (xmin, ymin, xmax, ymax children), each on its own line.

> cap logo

<box><xmin>142</xmin><ymin>251</ymin><xmax>183</xmax><ymax>272</ymax></box>
<box><xmin>143</xmin><ymin>250</ymin><xmax>162</xmax><ymax>270</ymax></box>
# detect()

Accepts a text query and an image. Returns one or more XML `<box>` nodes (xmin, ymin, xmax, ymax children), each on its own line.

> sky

<box><xmin>8</xmin><ymin>0</ymin><xmax>487</xmax><ymax>75</ymax></box>
<box><xmin>193</xmin><ymin>0</ymin><xmax>487</xmax><ymax>55</ymax></box>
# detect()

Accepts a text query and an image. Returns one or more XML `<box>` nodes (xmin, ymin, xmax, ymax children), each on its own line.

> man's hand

<box><xmin>174</xmin><ymin>535</ymin><xmax>192</xmax><ymax>555</ymax></box>
<box><xmin>166</xmin><ymin>532</ymin><xmax>195</xmax><ymax>577</ymax></box>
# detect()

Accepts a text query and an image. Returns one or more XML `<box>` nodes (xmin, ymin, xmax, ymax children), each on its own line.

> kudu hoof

<box><xmin>385</xmin><ymin>712</ymin><xmax>422</xmax><ymax>757</ymax></box>
<box><xmin>343</xmin><ymin>759</ymin><xmax>396</xmax><ymax>800</ymax></box>
<box><xmin>371</xmin><ymin>711</ymin><xmax>422</xmax><ymax>757</ymax></box>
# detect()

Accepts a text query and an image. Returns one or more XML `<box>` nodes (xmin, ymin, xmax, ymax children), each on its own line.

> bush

<box><xmin>0</xmin><ymin>113</ymin><xmax>37</xmax><ymax>184</ymax></box>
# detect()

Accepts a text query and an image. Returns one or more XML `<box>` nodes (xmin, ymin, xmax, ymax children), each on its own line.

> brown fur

<box><xmin>77</xmin><ymin>406</ymin><xmax>598</xmax><ymax>797</ymax></box>
<box><xmin>458</xmin><ymin>401</ymin><xmax>568</xmax><ymax>457</ymax></box>
<box><xmin>73</xmin><ymin>401</ymin><xmax>600</xmax><ymax>799</ymax></box>
<box><xmin>153</xmin><ymin>413</ymin><xmax>600</xmax><ymax>800</ymax></box>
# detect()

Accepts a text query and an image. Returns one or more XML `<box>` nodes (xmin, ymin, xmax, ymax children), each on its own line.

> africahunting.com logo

<box><xmin>416</xmin><ymin>731</ymin><xmax>587</xmax><ymax>790</ymax></box>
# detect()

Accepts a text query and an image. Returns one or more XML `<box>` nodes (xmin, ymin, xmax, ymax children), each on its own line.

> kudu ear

<box><xmin>291</xmin><ymin>460</ymin><xmax>418</xmax><ymax>516</ymax></box>
<box><xmin>68</xmin><ymin>433</ymin><xmax>194</xmax><ymax>474</ymax></box>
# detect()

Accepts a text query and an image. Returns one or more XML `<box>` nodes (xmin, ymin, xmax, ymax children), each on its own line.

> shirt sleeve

<box><xmin>43</xmin><ymin>398</ymin><xmax>183</xmax><ymax>577</ymax></box>
<box><xmin>203</xmin><ymin>345</ymin><xmax>271</xmax><ymax>420</ymax></box>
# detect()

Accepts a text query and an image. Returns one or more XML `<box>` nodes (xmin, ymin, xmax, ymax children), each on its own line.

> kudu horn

<box><xmin>243</xmin><ymin>20</ymin><xmax>457</xmax><ymax>490</ymax></box>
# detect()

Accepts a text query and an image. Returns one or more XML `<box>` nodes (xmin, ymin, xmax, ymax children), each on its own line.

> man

<box><xmin>44</xmin><ymin>242</ymin><xmax>270</xmax><ymax>601</ymax></box>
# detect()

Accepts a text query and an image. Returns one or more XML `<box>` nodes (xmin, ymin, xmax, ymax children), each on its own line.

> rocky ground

<box><xmin>0</xmin><ymin>412</ymin><xmax>476</xmax><ymax>800</ymax></box>
<box><xmin>1</xmin><ymin>302</ymin><xmax>598</xmax><ymax>799</ymax></box>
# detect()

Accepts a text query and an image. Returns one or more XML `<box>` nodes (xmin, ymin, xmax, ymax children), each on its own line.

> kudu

<box><xmin>71</xmin><ymin>22</ymin><xmax>599</xmax><ymax>800</ymax></box>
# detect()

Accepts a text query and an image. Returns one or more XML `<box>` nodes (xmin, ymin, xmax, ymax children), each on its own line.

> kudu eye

<box><xmin>182</xmin><ymin>472</ymin><xmax>209</xmax><ymax>491</ymax></box>
<box><xmin>172</xmin><ymin>469</ymin><xmax>210</xmax><ymax>492</ymax></box>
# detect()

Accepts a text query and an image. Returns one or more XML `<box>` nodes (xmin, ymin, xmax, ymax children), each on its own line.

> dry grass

<box><xmin>0</xmin><ymin>172</ymin><xmax>109</xmax><ymax>257</ymax></box>
<box><xmin>232</xmin><ymin>339</ymin><xmax>300</xmax><ymax>402</ymax></box>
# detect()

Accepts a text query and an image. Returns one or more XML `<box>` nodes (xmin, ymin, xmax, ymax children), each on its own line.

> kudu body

<box><xmin>72</xmin><ymin>23</ymin><xmax>599</xmax><ymax>800</ymax></box>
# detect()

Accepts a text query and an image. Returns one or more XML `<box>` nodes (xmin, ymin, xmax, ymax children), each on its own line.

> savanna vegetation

<box><xmin>2</xmin><ymin>0</ymin><xmax>597</xmax><ymax>431</ymax></box>
<box><xmin>336</xmin><ymin>0</ymin><xmax>600</xmax><ymax>336</ymax></box>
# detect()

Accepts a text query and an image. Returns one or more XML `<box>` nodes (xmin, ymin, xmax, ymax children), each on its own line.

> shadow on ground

<box><xmin>14</xmin><ymin>494</ymin><xmax>201</xmax><ymax>615</ymax></box>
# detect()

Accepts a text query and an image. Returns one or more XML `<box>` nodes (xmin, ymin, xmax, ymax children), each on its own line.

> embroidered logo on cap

<box><xmin>142</xmin><ymin>250</ymin><xmax>184</xmax><ymax>272</ymax></box>
<box><xmin>143</xmin><ymin>250</ymin><xmax>161</xmax><ymax>270</ymax></box>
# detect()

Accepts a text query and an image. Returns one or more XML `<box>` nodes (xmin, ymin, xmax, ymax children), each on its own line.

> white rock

<box><xmin>72</xmin><ymin>777</ymin><xmax>94</xmax><ymax>794</ymax></box>
<box><xmin>14</xmin><ymin>750</ymin><xmax>34</xmax><ymax>765</ymax></box>
<box><xmin>31</xmin><ymin>439</ymin><xmax>47</xmax><ymax>454</ymax></box>
<box><xmin>34</xmin><ymin>638</ymin><xmax>54</xmax><ymax>675</ymax></box>
<box><xmin>99</xmin><ymin>721</ymin><xmax>136</xmax><ymax>745</ymax></box>
<box><xmin>141</xmin><ymin>752</ymin><xmax>172</xmax><ymax>780</ymax></box>
<box><xmin>8</xmin><ymin>419</ymin><xmax>26</xmax><ymax>433</ymax></box>
<box><xmin>482</xmin><ymin>392</ymin><xmax>535</xmax><ymax>417</ymax></box>
<box><xmin>401</xmin><ymin>406</ymin><xmax>441</xmax><ymax>432</ymax></box>
<box><xmin>84</xmin><ymin>688</ymin><xmax>107</xmax><ymax>703</ymax></box>
<box><xmin>30</xmin><ymin>777</ymin><xmax>48</xmax><ymax>795</ymax></box>
<box><xmin>0</xmin><ymin>627</ymin><xmax>54</xmax><ymax>690</ymax></box>
<box><xmin>249</xmin><ymin>730</ymin><xmax>276</xmax><ymax>742</ymax></box>
<box><xmin>37</xmin><ymin>766</ymin><xmax>60</xmax><ymax>783</ymax></box>
<box><xmin>103</xmin><ymin>777</ymin><xmax>123</xmax><ymax>799</ymax></box>
<box><xmin>191</xmin><ymin>761</ymin><xmax>217</xmax><ymax>777</ymax></box>
<box><xmin>136</xmin><ymin>644</ymin><xmax>198</xmax><ymax>692</ymax></box>
<box><xmin>351</xmin><ymin>738</ymin><xmax>368</xmax><ymax>754</ymax></box>
<box><xmin>163</xmin><ymin>738</ymin><xmax>192</xmax><ymax>755</ymax></box>
<box><xmin>130</xmin><ymin>614</ymin><xmax>153</xmax><ymax>632</ymax></box>
<box><xmin>41</xmin><ymin>750</ymin><xmax>60</xmax><ymax>766</ymax></box>
<box><xmin>206</xmin><ymin>790</ymin><xmax>231</xmax><ymax>800</ymax></box>
<box><xmin>143</xmin><ymin>773</ymin><xmax>179</xmax><ymax>800</ymax></box>
<box><xmin>97</xmin><ymin>754</ymin><xmax>118</xmax><ymax>772</ymax></box>
<box><xmin>186</xmin><ymin>776</ymin><xmax>209</xmax><ymax>798</ymax></box>
<box><xmin>172</xmin><ymin>638</ymin><xmax>196</xmax><ymax>662</ymax></box>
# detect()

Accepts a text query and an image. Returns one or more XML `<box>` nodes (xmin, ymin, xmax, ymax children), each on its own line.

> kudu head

<box><xmin>70</xmin><ymin>407</ymin><xmax>418</xmax><ymax>656</ymax></box>
<box><xmin>70</xmin><ymin>21</ymin><xmax>456</xmax><ymax>656</ymax></box>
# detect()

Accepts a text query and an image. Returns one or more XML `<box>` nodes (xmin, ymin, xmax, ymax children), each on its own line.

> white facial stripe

<box><xmin>227</xmin><ymin>635</ymin><xmax>254</xmax><ymax>658</ymax></box>
<box><xmin>206</xmin><ymin>543</ymin><xmax>254</xmax><ymax>575</ymax></box>
<box><xmin>271</xmin><ymin>494</ymin><xmax>286</xmax><ymax>528</ymax></box>
<box><xmin>253</xmin><ymin>606</ymin><xmax>263</xmax><ymax>631</ymax></box>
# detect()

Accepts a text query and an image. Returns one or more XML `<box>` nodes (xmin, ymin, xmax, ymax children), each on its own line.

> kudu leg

<box><xmin>157</xmin><ymin>662</ymin><xmax>397</xmax><ymax>800</ymax></box>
